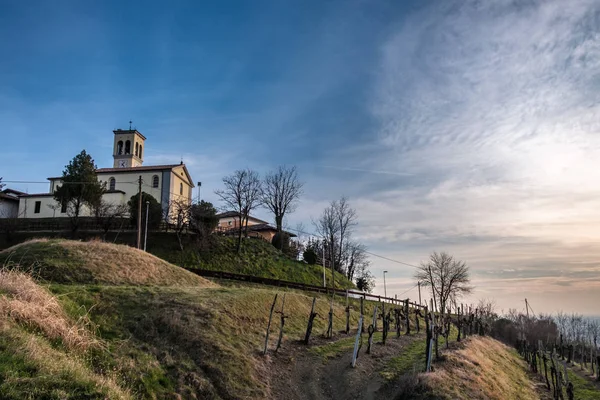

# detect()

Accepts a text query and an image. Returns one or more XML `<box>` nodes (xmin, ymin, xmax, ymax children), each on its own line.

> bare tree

<box><xmin>92</xmin><ymin>200</ymin><xmax>128</xmax><ymax>241</ymax></box>
<box><xmin>241</xmin><ymin>169</ymin><xmax>262</xmax><ymax>238</ymax></box>
<box><xmin>262</xmin><ymin>166</ymin><xmax>303</xmax><ymax>239</ymax></box>
<box><xmin>335</xmin><ymin>197</ymin><xmax>357</xmax><ymax>271</ymax></box>
<box><xmin>345</xmin><ymin>241</ymin><xmax>369</xmax><ymax>282</ymax></box>
<box><xmin>313</xmin><ymin>201</ymin><xmax>340</xmax><ymax>274</ymax></box>
<box><xmin>215</xmin><ymin>169</ymin><xmax>262</xmax><ymax>252</ymax></box>
<box><xmin>313</xmin><ymin>197</ymin><xmax>358</xmax><ymax>273</ymax></box>
<box><xmin>415</xmin><ymin>252</ymin><xmax>473</xmax><ymax>316</ymax></box>
<box><xmin>169</xmin><ymin>198</ymin><xmax>192</xmax><ymax>251</ymax></box>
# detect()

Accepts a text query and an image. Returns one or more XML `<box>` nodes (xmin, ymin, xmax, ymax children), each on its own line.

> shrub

<box><xmin>271</xmin><ymin>232</ymin><xmax>290</xmax><ymax>253</ymax></box>
<box><xmin>303</xmin><ymin>248</ymin><xmax>317</xmax><ymax>265</ymax></box>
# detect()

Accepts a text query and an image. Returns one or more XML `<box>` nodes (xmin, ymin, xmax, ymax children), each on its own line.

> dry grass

<box><xmin>0</xmin><ymin>320</ymin><xmax>131</xmax><ymax>399</ymax></box>
<box><xmin>1</xmin><ymin>238</ymin><xmax>217</xmax><ymax>287</ymax></box>
<box><xmin>0</xmin><ymin>269</ymin><xmax>97</xmax><ymax>351</ymax></box>
<box><xmin>425</xmin><ymin>336</ymin><xmax>542</xmax><ymax>400</ymax></box>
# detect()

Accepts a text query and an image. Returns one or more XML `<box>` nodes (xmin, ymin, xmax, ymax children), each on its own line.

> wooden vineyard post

<box><xmin>456</xmin><ymin>307</ymin><xmax>462</xmax><ymax>342</ymax></box>
<box><xmin>367</xmin><ymin>324</ymin><xmax>375</xmax><ymax>354</ymax></box>
<box><xmin>345</xmin><ymin>289</ymin><xmax>350</xmax><ymax>334</ymax></box>
<box><xmin>415</xmin><ymin>308</ymin><xmax>422</xmax><ymax>334</ymax></box>
<box><xmin>263</xmin><ymin>294</ymin><xmax>278</xmax><ymax>355</ymax></box>
<box><xmin>381</xmin><ymin>301</ymin><xmax>387</xmax><ymax>345</ymax></box>
<box><xmin>275</xmin><ymin>294</ymin><xmax>287</xmax><ymax>352</ymax></box>
<box><xmin>404</xmin><ymin>299</ymin><xmax>411</xmax><ymax>335</ymax></box>
<box><xmin>434</xmin><ymin>302</ymin><xmax>440</xmax><ymax>361</ymax></box>
<box><xmin>552</xmin><ymin>352</ymin><xmax>565</xmax><ymax>400</ymax></box>
<box><xmin>326</xmin><ymin>292</ymin><xmax>334</xmax><ymax>338</ymax></box>
<box><xmin>592</xmin><ymin>348</ymin><xmax>595</xmax><ymax>374</ymax></box>
<box><xmin>304</xmin><ymin>297</ymin><xmax>318</xmax><ymax>345</ymax></box>
<box><xmin>351</xmin><ymin>298</ymin><xmax>364</xmax><ymax>368</ymax></box>
<box><xmin>542</xmin><ymin>352</ymin><xmax>550</xmax><ymax>390</ymax></box>
<box><xmin>394</xmin><ymin>308</ymin><xmax>401</xmax><ymax>338</ymax></box>
<box><xmin>372</xmin><ymin>305</ymin><xmax>378</xmax><ymax>332</ymax></box>
<box><xmin>426</xmin><ymin>299</ymin><xmax>435</xmax><ymax>372</ymax></box>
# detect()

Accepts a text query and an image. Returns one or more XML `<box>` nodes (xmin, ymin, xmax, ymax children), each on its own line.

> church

<box><xmin>17</xmin><ymin>127</ymin><xmax>195</xmax><ymax>220</ymax></box>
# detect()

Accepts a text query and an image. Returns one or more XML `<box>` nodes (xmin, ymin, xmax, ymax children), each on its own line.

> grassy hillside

<box><xmin>0</xmin><ymin>239</ymin><xmax>214</xmax><ymax>287</ymax></box>
<box><xmin>0</xmin><ymin>239</ymin><xmax>550</xmax><ymax>400</ymax></box>
<box><xmin>0</xmin><ymin>233</ymin><xmax>355</xmax><ymax>290</ymax></box>
<box><xmin>151</xmin><ymin>235</ymin><xmax>355</xmax><ymax>290</ymax></box>
<box><xmin>0</xmin><ymin>240</ymin><xmax>367</xmax><ymax>398</ymax></box>
<box><xmin>394</xmin><ymin>336</ymin><xmax>547</xmax><ymax>400</ymax></box>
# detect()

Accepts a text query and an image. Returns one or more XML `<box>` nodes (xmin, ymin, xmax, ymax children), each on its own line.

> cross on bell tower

<box><xmin>112</xmin><ymin>124</ymin><xmax>146</xmax><ymax>168</ymax></box>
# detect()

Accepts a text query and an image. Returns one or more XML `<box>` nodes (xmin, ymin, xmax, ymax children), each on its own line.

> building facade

<box><xmin>16</xmin><ymin>128</ymin><xmax>194</xmax><ymax>220</ymax></box>
<box><xmin>215</xmin><ymin>211</ymin><xmax>295</xmax><ymax>242</ymax></box>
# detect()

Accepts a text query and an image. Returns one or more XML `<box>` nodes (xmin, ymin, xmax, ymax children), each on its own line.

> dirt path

<box><xmin>270</xmin><ymin>331</ymin><xmax>424</xmax><ymax>400</ymax></box>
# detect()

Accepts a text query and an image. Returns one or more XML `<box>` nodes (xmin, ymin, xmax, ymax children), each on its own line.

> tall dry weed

<box><xmin>0</xmin><ymin>268</ymin><xmax>99</xmax><ymax>351</ymax></box>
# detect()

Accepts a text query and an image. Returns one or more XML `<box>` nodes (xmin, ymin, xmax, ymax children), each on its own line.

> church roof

<box><xmin>19</xmin><ymin>189</ymin><xmax>126</xmax><ymax>198</ymax></box>
<box><xmin>113</xmin><ymin>128</ymin><xmax>147</xmax><ymax>140</ymax></box>
<box><xmin>95</xmin><ymin>164</ymin><xmax>182</xmax><ymax>173</ymax></box>
<box><xmin>216</xmin><ymin>211</ymin><xmax>269</xmax><ymax>224</ymax></box>
<box><xmin>47</xmin><ymin>164</ymin><xmax>195</xmax><ymax>187</ymax></box>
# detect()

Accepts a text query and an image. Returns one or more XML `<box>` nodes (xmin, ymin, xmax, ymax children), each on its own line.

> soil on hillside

<box><xmin>269</xmin><ymin>331</ymin><xmax>424</xmax><ymax>400</ymax></box>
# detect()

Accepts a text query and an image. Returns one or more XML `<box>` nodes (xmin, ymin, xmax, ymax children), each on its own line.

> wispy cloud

<box><xmin>345</xmin><ymin>0</ymin><xmax>600</xmax><ymax>313</ymax></box>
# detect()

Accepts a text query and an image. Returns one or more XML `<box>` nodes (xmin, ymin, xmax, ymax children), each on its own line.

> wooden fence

<box><xmin>183</xmin><ymin>267</ymin><xmax>425</xmax><ymax>309</ymax></box>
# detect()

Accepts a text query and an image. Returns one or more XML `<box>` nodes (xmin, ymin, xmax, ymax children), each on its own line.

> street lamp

<box><xmin>197</xmin><ymin>182</ymin><xmax>202</xmax><ymax>203</ymax></box>
<box><xmin>383</xmin><ymin>270</ymin><xmax>388</xmax><ymax>300</ymax></box>
<box><xmin>143</xmin><ymin>200</ymin><xmax>150</xmax><ymax>251</ymax></box>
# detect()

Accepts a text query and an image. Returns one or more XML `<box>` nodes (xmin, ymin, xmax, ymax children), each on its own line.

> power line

<box><xmin>3</xmin><ymin>180</ymin><xmax>139</xmax><ymax>185</ymax></box>
<box><xmin>362</xmin><ymin>250</ymin><xmax>419</xmax><ymax>268</ymax></box>
<box><xmin>285</xmin><ymin>225</ymin><xmax>420</xmax><ymax>269</ymax></box>
<box><xmin>396</xmin><ymin>283</ymin><xmax>419</xmax><ymax>298</ymax></box>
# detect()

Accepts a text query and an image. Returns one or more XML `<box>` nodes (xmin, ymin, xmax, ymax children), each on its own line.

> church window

<box><xmin>135</xmin><ymin>142</ymin><xmax>139</xmax><ymax>157</ymax></box>
<box><xmin>152</xmin><ymin>175</ymin><xmax>159</xmax><ymax>188</ymax></box>
<box><xmin>180</xmin><ymin>183</ymin><xmax>183</xmax><ymax>195</ymax></box>
<box><xmin>109</xmin><ymin>177</ymin><xmax>116</xmax><ymax>191</ymax></box>
<box><xmin>117</xmin><ymin>141</ymin><xmax>123</xmax><ymax>155</ymax></box>
<box><xmin>125</xmin><ymin>140</ymin><xmax>131</xmax><ymax>154</ymax></box>
<box><xmin>34</xmin><ymin>201</ymin><xmax>41</xmax><ymax>214</ymax></box>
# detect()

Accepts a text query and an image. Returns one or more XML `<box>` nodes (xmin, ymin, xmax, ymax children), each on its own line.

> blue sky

<box><xmin>2</xmin><ymin>0</ymin><xmax>600</xmax><ymax>315</ymax></box>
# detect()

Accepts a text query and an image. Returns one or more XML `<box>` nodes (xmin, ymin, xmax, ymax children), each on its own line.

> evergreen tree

<box><xmin>128</xmin><ymin>192</ymin><xmax>162</xmax><ymax>231</ymax></box>
<box><xmin>53</xmin><ymin>150</ymin><xmax>104</xmax><ymax>236</ymax></box>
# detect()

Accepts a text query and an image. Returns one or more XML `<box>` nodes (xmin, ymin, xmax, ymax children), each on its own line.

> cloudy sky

<box><xmin>2</xmin><ymin>0</ymin><xmax>600</xmax><ymax>315</ymax></box>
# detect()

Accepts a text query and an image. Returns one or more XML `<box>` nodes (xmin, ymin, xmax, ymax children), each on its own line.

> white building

<box><xmin>17</xmin><ymin>128</ymin><xmax>194</xmax><ymax>219</ymax></box>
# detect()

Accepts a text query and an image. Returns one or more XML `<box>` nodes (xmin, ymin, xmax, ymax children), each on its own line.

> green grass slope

<box><xmin>0</xmin><ymin>239</ymin><xmax>368</xmax><ymax>399</ymax></box>
<box><xmin>0</xmin><ymin>233</ymin><xmax>355</xmax><ymax>290</ymax></box>
<box><xmin>150</xmin><ymin>235</ymin><xmax>355</xmax><ymax>289</ymax></box>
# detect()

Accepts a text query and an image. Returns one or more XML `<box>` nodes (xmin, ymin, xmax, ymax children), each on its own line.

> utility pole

<box><xmin>383</xmin><ymin>270</ymin><xmax>388</xmax><ymax>300</ymax></box>
<box><xmin>322</xmin><ymin>239</ymin><xmax>326</xmax><ymax>287</ymax></box>
<box><xmin>136</xmin><ymin>175</ymin><xmax>142</xmax><ymax>249</ymax></box>
<box><xmin>143</xmin><ymin>200</ymin><xmax>150</xmax><ymax>251</ymax></box>
<box><xmin>418</xmin><ymin>281</ymin><xmax>422</xmax><ymax>306</ymax></box>
<box><xmin>525</xmin><ymin>298</ymin><xmax>529</xmax><ymax>319</ymax></box>
<box><xmin>330</xmin><ymin>238</ymin><xmax>335</xmax><ymax>291</ymax></box>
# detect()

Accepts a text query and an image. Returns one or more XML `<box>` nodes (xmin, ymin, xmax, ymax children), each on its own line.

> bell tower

<box><xmin>113</xmin><ymin>124</ymin><xmax>146</xmax><ymax>168</ymax></box>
